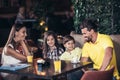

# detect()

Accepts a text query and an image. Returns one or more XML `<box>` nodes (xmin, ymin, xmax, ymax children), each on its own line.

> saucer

<box><xmin>37</xmin><ymin>59</ymin><xmax>45</xmax><ymax>64</ymax></box>
<box><xmin>71</xmin><ymin>60</ymin><xmax>80</xmax><ymax>64</ymax></box>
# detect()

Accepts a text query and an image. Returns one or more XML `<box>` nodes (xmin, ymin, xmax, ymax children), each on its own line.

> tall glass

<box><xmin>27</xmin><ymin>48</ymin><xmax>33</xmax><ymax>63</ymax></box>
<box><xmin>53</xmin><ymin>58</ymin><xmax>61</xmax><ymax>73</ymax></box>
<box><xmin>27</xmin><ymin>55</ymin><xmax>33</xmax><ymax>63</ymax></box>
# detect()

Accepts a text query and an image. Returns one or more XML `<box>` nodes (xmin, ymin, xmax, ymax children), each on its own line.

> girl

<box><xmin>43</xmin><ymin>31</ymin><xmax>64</xmax><ymax>59</ymax></box>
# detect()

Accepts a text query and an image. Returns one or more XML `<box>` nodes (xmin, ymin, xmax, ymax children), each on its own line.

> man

<box><xmin>80</xmin><ymin>18</ymin><xmax>119</xmax><ymax>80</ymax></box>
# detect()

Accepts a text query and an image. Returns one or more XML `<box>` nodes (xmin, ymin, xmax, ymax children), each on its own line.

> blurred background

<box><xmin>0</xmin><ymin>0</ymin><xmax>120</xmax><ymax>47</ymax></box>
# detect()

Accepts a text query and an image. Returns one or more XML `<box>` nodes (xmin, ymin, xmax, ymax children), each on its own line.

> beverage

<box><xmin>37</xmin><ymin>63</ymin><xmax>42</xmax><ymax>71</ymax></box>
<box><xmin>37</xmin><ymin>59</ymin><xmax>45</xmax><ymax>71</ymax></box>
<box><xmin>27</xmin><ymin>55</ymin><xmax>33</xmax><ymax>63</ymax></box>
<box><xmin>54</xmin><ymin>60</ymin><xmax>61</xmax><ymax>73</ymax></box>
<box><xmin>71</xmin><ymin>56</ymin><xmax>79</xmax><ymax>63</ymax></box>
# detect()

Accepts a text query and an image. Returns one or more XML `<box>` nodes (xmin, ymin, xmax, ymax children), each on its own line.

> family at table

<box><xmin>0</xmin><ymin>18</ymin><xmax>119</xmax><ymax>80</ymax></box>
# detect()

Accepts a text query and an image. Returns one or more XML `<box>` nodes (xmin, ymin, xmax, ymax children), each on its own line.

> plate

<box><xmin>37</xmin><ymin>59</ymin><xmax>45</xmax><ymax>64</ymax></box>
<box><xmin>71</xmin><ymin>60</ymin><xmax>80</xmax><ymax>64</ymax></box>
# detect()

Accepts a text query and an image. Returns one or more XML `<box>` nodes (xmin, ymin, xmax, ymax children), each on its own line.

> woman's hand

<box><xmin>20</xmin><ymin>40</ymin><xmax>30</xmax><ymax>56</ymax></box>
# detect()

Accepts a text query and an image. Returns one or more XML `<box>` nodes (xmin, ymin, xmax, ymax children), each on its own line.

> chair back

<box><xmin>81</xmin><ymin>66</ymin><xmax>115</xmax><ymax>80</ymax></box>
<box><xmin>0</xmin><ymin>47</ymin><xmax>3</xmax><ymax>63</ymax></box>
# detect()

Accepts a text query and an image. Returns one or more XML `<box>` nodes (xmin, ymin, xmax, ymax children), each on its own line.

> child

<box><xmin>60</xmin><ymin>35</ymin><xmax>81</xmax><ymax>61</ymax></box>
<box><xmin>43</xmin><ymin>31</ymin><xmax>64</xmax><ymax>59</ymax></box>
<box><xmin>60</xmin><ymin>35</ymin><xmax>83</xmax><ymax>80</ymax></box>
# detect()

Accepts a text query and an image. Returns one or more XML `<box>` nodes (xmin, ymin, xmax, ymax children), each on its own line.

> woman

<box><xmin>1</xmin><ymin>24</ymin><xmax>29</xmax><ymax>64</ymax></box>
<box><xmin>1</xmin><ymin>24</ymin><xmax>30</xmax><ymax>80</ymax></box>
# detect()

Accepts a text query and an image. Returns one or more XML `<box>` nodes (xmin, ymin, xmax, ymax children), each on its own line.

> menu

<box><xmin>0</xmin><ymin>63</ymin><xmax>30</xmax><ymax>71</ymax></box>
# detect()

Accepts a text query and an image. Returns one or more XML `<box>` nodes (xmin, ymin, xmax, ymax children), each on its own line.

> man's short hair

<box><xmin>80</xmin><ymin>18</ymin><xmax>99</xmax><ymax>32</ymax></box>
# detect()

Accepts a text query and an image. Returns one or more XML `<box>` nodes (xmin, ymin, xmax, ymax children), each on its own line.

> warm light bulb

<box><xmin>40</xmin><ymin>21</ymin><xmax>45</xmax><ymax>26</ymax></box>
<box><xmin>45</xmin><ymin>27</ymin><xmax>48</xmax><ymax>31</ymax></box>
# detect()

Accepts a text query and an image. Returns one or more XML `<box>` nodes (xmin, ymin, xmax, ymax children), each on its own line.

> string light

<box><xmin>45</xmin><ymin>26</ymin><xmax>48</xmax><ymax>31</ymax></box>
<box><xmin>40</xmin><ymin>20</ymin><xmax>45</xmax><ymax>26</ymax></box>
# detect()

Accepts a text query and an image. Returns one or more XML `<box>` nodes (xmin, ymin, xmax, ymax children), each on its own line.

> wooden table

<box><xmin>0</xmin><ymin>58</ymin><xmax>93</xmax><ymax>80</ymax></box>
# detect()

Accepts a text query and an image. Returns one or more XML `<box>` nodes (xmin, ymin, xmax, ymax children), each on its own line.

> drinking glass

<box><xmin>27</xmin><ymin>48</ymin><xmax>33</xmax><ymax>63</ymax></box>
<box><xmin>27</xmin><ymin>55</ymin><xmax>33</xmax><ymax>63</ymax></box>
<box><xmin>53</xmin><ymin>58</ymin><xmax>61</xmax><ymax>73</ymax></box>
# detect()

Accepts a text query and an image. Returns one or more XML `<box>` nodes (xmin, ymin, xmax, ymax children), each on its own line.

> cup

<box><xmin>71</xmin><ymin>56</ymin><xmax>79</xmax><ymax>63</ymax></box>
<box><xmin>27</xmin><ymin>55</ymin><xmax>33</xmax><ymax>63</ymax></box>
<box><xmin>37</xmin><ymin>59</ymin><xmax>45</xmax><ymax>72</ymax></box>
<box><xmin>37</xmin><ymin>63</ymin><xmax>42</xmax><ymax>71</ymax></box>
<box><xmin>54</xmin><ymin>60</ymin><xmax>61</xmax><ymax>73</ymax></box>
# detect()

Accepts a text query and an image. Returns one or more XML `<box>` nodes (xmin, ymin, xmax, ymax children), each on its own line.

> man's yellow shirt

<box><xmin>82</xmin><ymin>33</ymin><xmax>119</xmax><ymax>79</ymax></box>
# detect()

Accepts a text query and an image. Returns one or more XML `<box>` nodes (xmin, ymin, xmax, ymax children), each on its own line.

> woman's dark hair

<box><xmin>80</xmin><ymin>18</ymin><xmax>99</xmax><ymax>32</ymax></box>
<box><xmin>43</xmin><ymin>31</ymin><xmax>60</xmax><ymax>57</ymax></box>
<box><xmin>63</xmin><ymin>35</ymin><xmax>75</xmax><ymax>44</ymax></box>
<box><xmin>5</xmin><ymin>23</ymin><xmax>26</xmax><ymax>48</ymax></box>
<box><xmin>12</xmin><ymin>24</ymin><xmax>26</xmax><ymax>49</ymax></box>
<box><xmin>14</xmin><ymin>23</ymin><xmax>26</xmax><ymax>31</ymax></box>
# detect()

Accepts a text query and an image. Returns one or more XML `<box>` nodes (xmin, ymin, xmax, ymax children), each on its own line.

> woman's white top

<box><xmin>1</xmin><ymin>44</ymin><xmax>21</xmax><ymax>65</ymax></box>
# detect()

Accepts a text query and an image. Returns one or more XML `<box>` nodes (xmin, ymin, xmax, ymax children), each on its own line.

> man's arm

<box><xmin>81</xmin><ymin>57</ymin><xmax>89</xmax><ymax>62</ymax></box>
<box><xmin>99</xmin><ymin>47</ymin><xmax>113</xmax><ymax>71</ymax></box>
<box><xmin>81</xmin><ymin>57</ymin><xmax>89</xmax><ymax>72</ymax></box>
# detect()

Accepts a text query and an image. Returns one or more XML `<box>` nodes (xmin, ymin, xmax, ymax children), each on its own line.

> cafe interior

<box><xmin>0</xmin><ymin>0</ymin><xmax>120</xmax><ymax>80</ymax></box>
